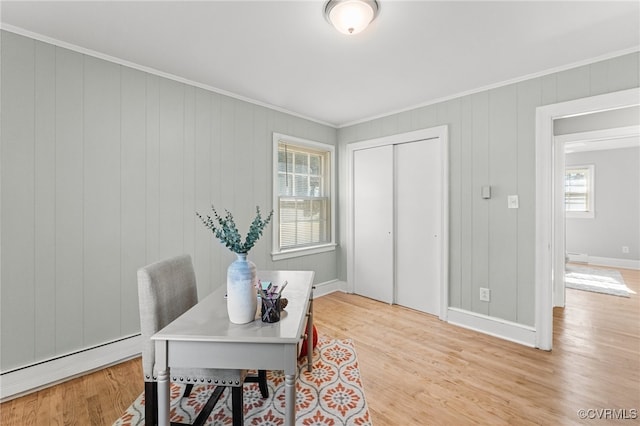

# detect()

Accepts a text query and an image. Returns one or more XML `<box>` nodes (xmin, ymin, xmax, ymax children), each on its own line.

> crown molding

<box><xmin>338</xmin><ymin>45</ymin><xmax>640</xmax><ymax>128</ymax></box>
<box><xmin>0</xmin><ymin>24</ymin><xmax>337</xmax><ymax>128</ymax></box>
<box><xmin>2</xmin><ymin>24</ymin><xmax>638</xmax><ymax>130</ymax></box>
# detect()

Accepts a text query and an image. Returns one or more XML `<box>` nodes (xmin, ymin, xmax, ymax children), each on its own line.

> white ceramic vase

<box><xmin>226</xmin><ymin>253</ymin><xmax>257</xmax><ymax>324</ymax></box>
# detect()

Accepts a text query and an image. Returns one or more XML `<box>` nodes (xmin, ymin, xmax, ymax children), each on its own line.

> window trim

<box><xmin>272</xmin><ymin>133</ymin><xmax>336</xmax><ymax>261</ymax></box>
<box><xmin>565</xmin><ymin>164</ymin><xmax>595</xmax><ymax>219</ymax></box>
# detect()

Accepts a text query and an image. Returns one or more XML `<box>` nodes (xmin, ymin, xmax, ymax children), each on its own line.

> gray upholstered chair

<box><xmin>138</xmin><ymin>254</ymin><xmax>268</xmax><ymax>426</ymax></box>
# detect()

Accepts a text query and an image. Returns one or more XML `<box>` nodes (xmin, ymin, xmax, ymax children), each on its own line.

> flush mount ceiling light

<box><xmin>324</xmin><ymin>0</ymin><xmax>379</xmax><ymax>35</ymax></box>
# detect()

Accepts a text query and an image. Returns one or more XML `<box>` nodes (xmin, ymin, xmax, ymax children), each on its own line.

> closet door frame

<box><xmin>345</xmin><ymin>126</ymin><xmax>449</xmax><ymax>320</ymax></box>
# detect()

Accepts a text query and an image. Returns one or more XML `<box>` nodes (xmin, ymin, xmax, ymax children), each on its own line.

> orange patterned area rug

<box><xmin>113</xmin><ymin>336</ymin><xmax>372</xmax><ymax>425</ymax></box>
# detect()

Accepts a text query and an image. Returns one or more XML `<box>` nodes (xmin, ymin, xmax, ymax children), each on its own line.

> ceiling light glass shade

<box><xmin>325</xmin><ymin>0</ymin><xmax>379</xmax><ymax>35</ymax></box>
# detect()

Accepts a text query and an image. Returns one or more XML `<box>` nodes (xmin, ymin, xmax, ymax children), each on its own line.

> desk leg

<box><xmin>306</xmin><ymin>293</ymin><xmax>314</xmax><ymax>372</ymax></box>
<box><xmin>284</xmin><ymin>373</ymin><xmax>295</xmax><ymax>426</ymax></box>
<box><xmin>155</xmin><ymin>340</ymin><xmax>170</xmax><ymax>426</ymax></box>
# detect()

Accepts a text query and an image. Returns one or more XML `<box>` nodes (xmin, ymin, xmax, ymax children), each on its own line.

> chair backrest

<box><xmin>137</xmin><ymin>254</ymin><xmax>198</xmax><ymax>380</ymax></box>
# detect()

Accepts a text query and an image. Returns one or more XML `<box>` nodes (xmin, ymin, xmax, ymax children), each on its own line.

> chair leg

<box><xmin>145</xmin><ymin>381</ymin><xmax>158</xmax><ymax>426</ymax></box>
<box><xmin>258</xmin><ymin>370</ymin><xmax>269</xmax><ymax>398</ymax></box>
<box><xmin>190</xmin><ymin>386</ymin><xmax>225</xmax><ymax>426</ymax></box>
<box><xmin>149</xmin><ymin>380</ymin><xmax>249</xmax><ymax>426</ymax></box>
<box><xmin>182</xmin><ymin>383</ymin><xmax>194</xmax><ymax>398</ymax></box>
<box><xmin>244</xmin><ymin>370</ymin><xmax>269</xmax><ymax>398</ymax></box>
<box><xmin>232</xmin><ymin>386</ymin><xmax>244</xmax><ymax>426</ymax></box>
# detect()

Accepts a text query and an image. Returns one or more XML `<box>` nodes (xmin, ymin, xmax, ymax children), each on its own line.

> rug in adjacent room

<box><xmin>565</xmin><ymin>265</ymin><xmax>632</xmax><ymax>297</ymax></box>
<box><xmin>113</xmin><ymin>336</ymin><xmax>372</xmax><ymax>425</ymax></box>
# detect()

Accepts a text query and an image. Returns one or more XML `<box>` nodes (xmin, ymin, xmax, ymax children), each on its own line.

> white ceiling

<box><xmin>2</xmin><ymin>1</ymin><xmax>639</xmax><ymax>127</ymax></box>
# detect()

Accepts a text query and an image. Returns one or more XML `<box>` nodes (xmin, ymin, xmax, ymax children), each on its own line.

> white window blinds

<box><xmin>565</xmin><ymin>165</ymin><xmax>595</xmax><ymax>218</ymax></box>
<box><xmin>277</xmin><ymin>142</ymin><xmax>331</xmax><ymax>249</ymax></box>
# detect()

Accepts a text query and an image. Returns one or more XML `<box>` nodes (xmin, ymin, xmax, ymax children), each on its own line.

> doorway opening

<box><xmin>534</xmin><ymin>87</ymin><xmax>640</xmax><ymax>350</ymax></box>
<box><xmin>558</xmin><ymin>122</ymin><xmax>640</xmax><ymax>304</ymax></box>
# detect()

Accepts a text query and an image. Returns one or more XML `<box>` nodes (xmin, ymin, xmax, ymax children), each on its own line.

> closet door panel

<box><xmin>395</xmin><ymin>139</ymin><xmax>441</xmax><ymax>315</ymax></box>
<box><xmin>353</xmin><ymin>145</ymin><xmax>394</xmax><ymax>303</ymax></box>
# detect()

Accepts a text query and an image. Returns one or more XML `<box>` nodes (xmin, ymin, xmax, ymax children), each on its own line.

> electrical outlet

<box><xmin>479</xmin><ymin>287</ymin><xmax>491</xmax><ymax>302</ymax></box>
<box><xmin>622</xmin><ymin>246</ymin><xmax>630</xmax><ymax>254</ymax></box>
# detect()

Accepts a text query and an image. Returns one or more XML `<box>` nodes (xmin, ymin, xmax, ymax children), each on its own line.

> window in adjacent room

<box><xmin>565</xmin><ymin>164</ymin><xmax>595</xmax><ymax>218</ymax></box>
<box><xmin>272</xmin><ymin>133</ymin><xmax>336</xmax><ymax>260</ymax></box>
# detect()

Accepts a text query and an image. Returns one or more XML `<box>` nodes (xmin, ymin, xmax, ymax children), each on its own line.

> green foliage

<box><xmin>196</xmin><ymin>206</ymin><xmax>274</xmax><ymax>254</ymax></box>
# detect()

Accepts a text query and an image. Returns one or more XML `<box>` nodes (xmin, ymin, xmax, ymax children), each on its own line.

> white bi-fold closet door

<box><xmin>352</xmin><ymin>130</ymin><xmax>447</xmax><ymax>317</ymax></box>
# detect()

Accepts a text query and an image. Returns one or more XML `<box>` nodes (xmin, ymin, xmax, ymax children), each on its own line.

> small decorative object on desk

<box><xmin>261</xmin><ymin>294</ymin><xmax>281</xmax><ymax>323</ymax></box>
<box><xmin>197</xmin><ymin>205</ymin><xmax>273</xmax><ymax>324</ymax></box>
<box><xmin>258</xmin><ymin>279</ymin><xmax>289</xmax><ymax>322</ymax></box>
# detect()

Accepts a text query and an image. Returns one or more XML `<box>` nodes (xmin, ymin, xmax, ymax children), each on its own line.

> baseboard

<box><xmin>567</xmin><ymin>252</ymin><xmax>589</xmax><ymax>263</ymax></box>
<box><xmin>447</xmin><ymin>308</ymin><xmax>537</xmax><ymax>348</ymax></box>
<box><xmin>0</xmin><ymin>334</ymin><xmax>142</xmax><ymax>402</ymax></box>
<box><xmin>586</xmin><ymin>256</ymin><xmax>640</xmax><ymax>270</ymax></box>
<box><xmin>313</xmin><ymin>279</ymin><xmax>347</xmax><ymax>297</ymax></box>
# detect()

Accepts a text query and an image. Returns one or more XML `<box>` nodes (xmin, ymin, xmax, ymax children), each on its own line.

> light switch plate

<box><xmin>481</xmin><ymin>185</ymin><xmax>491</xmax><ymax>199</ymax></box>
<box><xmin>508</xmin><ymin>195</ymin><xmax>519</xmax><ymax>209</ymax></box>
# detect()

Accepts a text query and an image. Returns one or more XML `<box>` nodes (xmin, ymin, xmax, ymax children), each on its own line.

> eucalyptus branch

<box><xmin>196</xmin><ymin>206</ymin><xmax>273</xmax><ymax>254</ymax></box>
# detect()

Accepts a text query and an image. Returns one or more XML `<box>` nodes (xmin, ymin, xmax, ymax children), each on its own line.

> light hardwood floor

<box><xmin>2</xmin><ymin>266</ymin><xmax>638</xmax><ymax>425</ymax></box>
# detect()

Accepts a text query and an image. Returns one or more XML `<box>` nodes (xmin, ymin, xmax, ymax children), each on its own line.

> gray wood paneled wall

<box><xmin>0</xmin><ymin>31</ymin><xmax>337</xmax><ymax>372</ymax></box>
<box><xmin>338</xmin><ymin>52</ymin><xmax>639</xmax><ymax>327</ymax></box>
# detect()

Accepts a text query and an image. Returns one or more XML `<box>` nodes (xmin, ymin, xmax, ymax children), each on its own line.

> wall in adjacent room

<box><xmin>566</xmin><ymin>146</ymin><xmax>640</xmax><ymax>261</ymax></box>
<box><xmin>554</xmin><ymin>105</ymin><xmax>640</xmax><ymax>135</ymax></box>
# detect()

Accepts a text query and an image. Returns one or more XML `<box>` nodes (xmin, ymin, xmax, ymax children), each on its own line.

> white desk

<box><xmin>151</xmin><ymin>270</ymin><xmax>315</xmax><ymax>426</ymax></box>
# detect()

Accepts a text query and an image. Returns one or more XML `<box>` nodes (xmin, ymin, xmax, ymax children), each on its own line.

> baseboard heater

<box><xmin>0</xmin><ymin>334</ymin><xmax>142</xmax><ymax>402</ymax></box>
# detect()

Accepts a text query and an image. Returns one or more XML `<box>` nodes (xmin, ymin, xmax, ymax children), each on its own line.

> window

<box><xmin>565</xmin><ymin>165</ymin><xmax>595</xmax><ymax>218</ymax></box>
<box><xmin>272</xmin><ymin>133</ymin><xmax>336</xmax><ymax>260</ymax></box>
